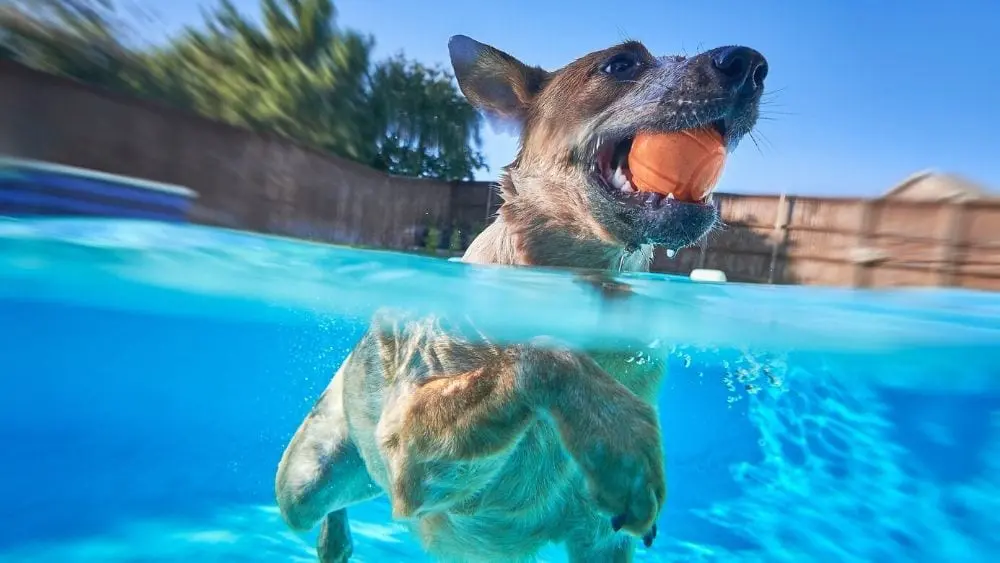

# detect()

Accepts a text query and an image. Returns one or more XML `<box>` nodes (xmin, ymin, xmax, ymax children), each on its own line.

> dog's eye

<box><xmin>601</xmin><ymin>54</ymin><xmax>640</xmax><ymax>80</ymax></box>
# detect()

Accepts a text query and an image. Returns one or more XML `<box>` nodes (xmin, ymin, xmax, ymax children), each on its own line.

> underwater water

<box><xmin>1</xmin><ymin>217</ymin><xmax>999</xmax><ymax>563</ymax></box>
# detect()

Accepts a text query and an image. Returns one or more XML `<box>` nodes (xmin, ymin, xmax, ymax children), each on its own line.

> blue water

<box><xmin>1</xmin><ymin>217</ymin><xmax>999</xmax><ymax>562</ymax></box>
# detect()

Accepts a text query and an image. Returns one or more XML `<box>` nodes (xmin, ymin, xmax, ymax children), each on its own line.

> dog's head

<box><xmin>449</xmin><ymin>36</ymin><xmax>768</xmax><ymax>264</ymax></box>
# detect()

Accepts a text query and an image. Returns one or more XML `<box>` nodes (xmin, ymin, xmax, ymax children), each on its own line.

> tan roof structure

<box><xmin>881</xmin><ymin>169</ymin><xmax>996</xmax><ymax>202</ymax></box>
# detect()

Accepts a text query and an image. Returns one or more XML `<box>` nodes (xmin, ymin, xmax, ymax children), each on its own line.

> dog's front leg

<box><xmin>384</xmin><ymin>341</ymin><xmax>665</xmax><ymax>542</ymax></box>
<box><xmin>275</xmin><ymin>360</ymin><xmax>382</xmax><ymax>562</ymax></box>
<box><xmin>528</xmin><ymin>344</ymin><xmax>665</xmax><ymax>545</ymax></box>
<box><xmin>380</xmin><ymin>349</ymin><xmax>540</xmax><ymax>519</ymax></box>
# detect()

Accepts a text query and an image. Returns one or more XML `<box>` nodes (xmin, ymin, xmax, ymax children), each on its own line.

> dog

<box><xmin>275</xmin><ymin>35</ymin><xmax>767</xmax><ymax>562</ymax></box>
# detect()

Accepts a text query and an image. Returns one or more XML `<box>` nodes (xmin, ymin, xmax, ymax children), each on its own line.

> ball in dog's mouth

<box><xmin>594</xmin><ymin>123</ymin><xmax>727</xmax><ymax>207</ymax></box>
<box><xmin>591</xmin><ymin>122</ymin><xmax>728</xmax><ymax>254</ymax></box>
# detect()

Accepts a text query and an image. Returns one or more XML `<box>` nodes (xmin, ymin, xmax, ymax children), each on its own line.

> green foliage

<box><xmin>0</xmin><ymin>0</ymin><xmax>140</xmax><ymax>88</ymax></box>
<box><xmin>424</xmin><ymin>226</ymin><xmax>441</xmax><ymax>253</ymax></box>
<box><xmin>368</xmin><ymin>55</ymin><xmax>486</xmax><ymax>181</ymax></box>
<box><xmin>0</xmin><ymin>0</ymin><xmax>487</xmax><ymax>181</ymax></box>
<box><xmin>160</xmin><ymin>0</ymin><xmax>376</xmax><ymax>161</ymax></box>
<box><xmin>467</xmin><ymin>220</ymin><xmax>485</xmax><ymax>241</ymax></box>
<box><xmin>447</xmin><ymin>225</ymin><xmax>464</xmax><ymax>252</ymax></box>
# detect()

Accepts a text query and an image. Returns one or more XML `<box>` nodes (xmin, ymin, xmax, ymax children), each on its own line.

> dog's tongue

<box><xmin>627</xmin><ymin>128</ymin><xmax>727</xmax><ymax>202</ymax></box>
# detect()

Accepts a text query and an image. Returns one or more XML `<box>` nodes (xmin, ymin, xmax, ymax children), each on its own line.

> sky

<box><xmin>144</xmin><ymin>0</ymin><xmax>999</xmax><ymax>197</ymax></box>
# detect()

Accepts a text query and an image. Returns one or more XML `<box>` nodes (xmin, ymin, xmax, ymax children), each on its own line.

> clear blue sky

<box><xmin>147</xmin><ymin>0</ymin><xmax>999</xmax><ymax>197</ymax></box>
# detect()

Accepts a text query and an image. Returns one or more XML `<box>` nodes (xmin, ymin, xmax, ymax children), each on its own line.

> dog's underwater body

<box><xmin>275</xmin><ymin>35</ymin><xmax>768</xmax><ymax>562</ymax></box>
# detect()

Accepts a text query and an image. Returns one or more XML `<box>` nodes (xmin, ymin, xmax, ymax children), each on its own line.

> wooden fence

<box><xmin>0</xmin><ymin>60</ymin><xmax>466</xmax><ymax>249</ymax></box>
<box><xmin>651</xmin><ymin>193</ymin><xmax>1000</xmax><ymax>291</ymax></box>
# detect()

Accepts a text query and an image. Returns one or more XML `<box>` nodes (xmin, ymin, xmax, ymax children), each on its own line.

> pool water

<box><xmin>1</xmin><ymin>217</ymin><xmax>999</xmax><ymax>562</ymax></box>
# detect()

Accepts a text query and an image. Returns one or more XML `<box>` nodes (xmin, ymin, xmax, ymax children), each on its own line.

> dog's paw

<box><xmin>317</xmin><ymin>512</ymin><xmax>354</xmax><ymax>563</ymax></box>
<box><xmin>573</xmin><ymin>398</ymin><xmax>666</xmax><ymax>541</ymax></box>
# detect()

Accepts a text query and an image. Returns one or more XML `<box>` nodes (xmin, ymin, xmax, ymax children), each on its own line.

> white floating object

<box><xmin>690</xmin><ymin>268</ymin><xmax>728</xmax><ymax>283</ymax></box>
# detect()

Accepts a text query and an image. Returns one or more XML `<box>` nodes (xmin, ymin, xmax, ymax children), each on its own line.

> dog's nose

<box><xmin>710</xmin><ymin>46</ymin><xmax>768</xmax><ymax>92</ymax></box>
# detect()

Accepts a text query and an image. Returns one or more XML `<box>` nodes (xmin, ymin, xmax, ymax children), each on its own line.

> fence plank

<box><xmin>851</xmin><ymin>200</ymin><xmax>877</xmax><ymax>287</ymax></box>
<box><xmin>767</xmin><ymin>193</ymin><xmax>790</xmax><ymax>283</ymax></box>
<box><xmin>938</xmin><ymin>202</ymin><xmax>966</xmax><ymax>286</ymax></box>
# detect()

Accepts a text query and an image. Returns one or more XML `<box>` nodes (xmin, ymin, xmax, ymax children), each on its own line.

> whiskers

<box><xmin>758</xmin><ymin>86</ymin><xmax>794</xmax><ymax>117</ymax></box>
<box><xmin>709</xmin><ymin>217</ymin><xmax>730</xmax><ymax>236</ymax></box>
<box><xmin>746</xmin><ymin>85</ymin><xmax>790</xmax><ymax>155</ymax></box>
<box><xmin>746</xmin><ymin>128</ymin><xmax>772</xmax><ymax>155</ymax></box>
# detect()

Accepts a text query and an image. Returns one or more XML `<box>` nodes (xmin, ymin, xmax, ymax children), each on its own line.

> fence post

<box><xmin>768</xmin><ymin>192</ymin><xmax>790</xmax><ymax>284</ymax></box>
<box><xmin>939</xmin><ymin>200</ymin><xmax>966</xmax><ymax>287</ymax></box>
<box><xmin>852</xmin><ymin>200</ymin><xmax>877</xmax><ymax>288</ymax></box>
<box><xmin>484</xmin><ymin>183</ymin><xmax>494</xmax><ymax>223</ymax></box>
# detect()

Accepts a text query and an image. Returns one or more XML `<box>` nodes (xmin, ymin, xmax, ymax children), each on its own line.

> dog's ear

<box><xmin>449</xmin><ymin>35</ymin><xmax>548</xmax><ymax>124</ymax></box>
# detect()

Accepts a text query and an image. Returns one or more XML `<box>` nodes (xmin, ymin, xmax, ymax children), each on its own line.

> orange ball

<box><xmin>627</xmin><ymin>128</ymin><xmax>727</xmax><ymax>202</ymax></box>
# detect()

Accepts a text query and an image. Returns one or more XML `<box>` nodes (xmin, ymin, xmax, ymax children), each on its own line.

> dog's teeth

<box><xmin>667</xmin><ymin>192</ymin><xmax>675</xmax><ymax>200</ymax></box>
<box><xmin>610</xmin><ymin>167</ymin><xmax>629</xmax><ymax>190</ymax></box>
<box><xmin>666</xmin><ymin>249</ymin><xmax>677</xmax><ymax>258</ymax></box>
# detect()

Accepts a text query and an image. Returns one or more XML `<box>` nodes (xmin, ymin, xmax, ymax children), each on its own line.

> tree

<box><xmin>368</xmin><ymin>55</ymin><xmax>486</xmax><ymax>181</ymax></box>
<box><xmin>0</xmin><ymin>0</ymin><xmax>140</xmax><ymax>88</ymax></box>
<box><xmin>0</xmin><ymin>0</ymin><xmax>195</xmax><ymax>107</ymax></box>
<box><xmin>0</xmin><ymin>0</ymin><xmax>488</xmax><ymax>181</ymax></box>
<box><xmin>159</xmin><ymin>0</ymin><xmax>376</xmax><ymax>162</ymax></box>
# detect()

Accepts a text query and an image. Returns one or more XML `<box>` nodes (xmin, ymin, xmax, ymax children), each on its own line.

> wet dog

<box><xmin>275</xmin><ymin>35</ymin><xmax>767</xmax><ymax>562</ymax></box>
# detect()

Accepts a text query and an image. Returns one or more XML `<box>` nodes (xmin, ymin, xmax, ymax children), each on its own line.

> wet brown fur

<box><xmin>275</xmin><ymin>35</ymin><xmax>765</xmax><ymax>562</ymax></box>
